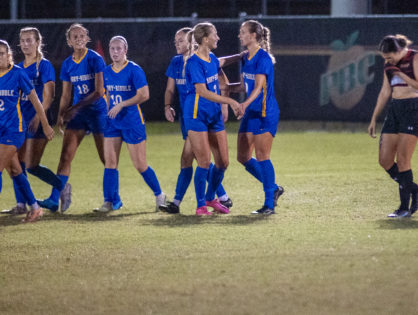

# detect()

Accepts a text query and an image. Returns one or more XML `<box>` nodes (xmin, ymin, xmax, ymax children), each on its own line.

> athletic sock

<box><xmin>259</xmin><ymin>160</ymin><xmax>276</xmax><ymax>209</ymax></box>
<box><xmin>27</xmin><ymin>165</ymin><xmax>64</xmax><ymax>190</ymax></box>
<box><xmin>195</xmin><ymin>166</ymin><xmax>209</xmax><ymax>207</ymax></box>
<box><xmin>103</xmin><ymin>168</ymin><xmax>118</xmax><ymax>203</ymax></box>
<box><xmin>13</xmin><ymin>162</ymin><xmax>27</xmax><ymax>204</ymax></box>
<box><xmin>386</xmin><ymin>163</ymin><xmax>399</xmax><ymax>183</ymax></box>
<box><xmin>12</xmin><ymin>173</ymin><xmax>37</xmax><ymax>206</ymax></box>
<box><xmin>205</xmin><ymin>165</ymin><xmax>225</xmax><ymax>201</ymax></box>
<box><xmin>209</xmin><ymin>163</ymin><xmax>227</xmax><ymax>198</ymax></box>
<box><xmin>218</xmin><ymin>194</ymin><xmax>229</xmax><ymax>202</ymax></box>
<box><xmin>49</xmin><ymin>175</ymin><xmax>69</xmax><ymax>203</ymax></box>
<box><xmin>113</xmin><ymin>169</ymin><xmax>121</xmax><ymax>206</ymax></box>
<box><xmin>243</xmin><ymin>158</ymin><xmax>263</xmax><ymax>183</ymax></box>
<box><xmin>174</xmin><ymin>167</ymin><xmax>193</xmax><ymax>202</ymax></box>
<box><xmin>398</xmin><ymin>170</ymin><xmax>413</xmax><ymax>210</ymax></box>
<box><xmin>141</xmin><ymin>167</ymin><xmax>162</xmax><ymax>196</ymax></box>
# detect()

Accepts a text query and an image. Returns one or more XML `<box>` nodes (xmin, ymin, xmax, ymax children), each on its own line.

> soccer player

<box><xmin>164</xmin><ymin>27</ymin><xmax>238</xmax><ymax>214</ymax></box>
<box><xmin>1</xmin><ymin>27</ymin><xmax>68</xmax><ymax>215</ymax></box>
<box><xmin>183</xmin><ymin>22</ymin><xmax>242</xmax><ymax>215</ymax></box>
<box><xmin>94</xmin><ymin>36</ymin><xmax>167</xmax><ymax>212</ymax></box>
<box><xmin>0</xmin><ymin>39</ymin><xmax>54</xmax><ymax>222</ymax></box>
<box><xmin>37</xmin><ymin>23</ymin><xmax>107</xmax><ymax>213</ymax></box>
<box><xmin>226</xmin><ymin>20</ymin><xmax>284</xmax><ymax>215</ymax></box>
<box><xmin>368</xmin><ymin>34</ymin><xmax>418</xmax><ymax>218</ymax></box>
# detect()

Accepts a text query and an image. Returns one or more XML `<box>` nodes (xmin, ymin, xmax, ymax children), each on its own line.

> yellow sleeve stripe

<box><xmin>17</xmin><ymin>96</ymin><xmax>23</xmax><ymax>132</ymax></box>
<box><xmin>193</xmin><ymin>94</ymin><xmax>199</xmax><ymax>119</ymax></box>
<box><xmin>137</xmin><ymin>104</ymin><xmax>145</xmax><ymax>124</ymax></box>
<box><xmin>262</xmin><ymin>81</ymin><xmax>267</xmax><ymax>117</ymax></box>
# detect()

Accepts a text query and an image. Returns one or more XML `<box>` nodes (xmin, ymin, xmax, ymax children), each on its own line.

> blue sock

<box><xmin>141</xmin><ymin>167</ymin><xmax>162</xmax><ymax>196</ymax></box>
<box><xmin>206</xmin><ymin>165</ymin><xmax>225</xmax><ymax>201</ymax></box>
<box><xmin>174</xmin><ymin>167</ymin><xmax>193</xmax><ymax>201</ymax></box>
<box><xmin>103</xmin><ymin>168</ymin><xmax>118</xmax><ymax>203</ymax></box>
<box><xmin>13</xmin><ymin>162</ymin><xmax>26</xmax><ymax>204</ymax></box>
<box><xmin>208</xmin><ymin>163</ymin><xmax>227</xmax><ymax>199</ymax></box>
<box><xmin>27</xmin><ymin>165</ymin><xmax>64</xmax><ymax>190</ymax></box>
<box><xmin>49</xmin><ymin>175</ymin><xmax>69</xmax><ymax>203</ymax></box>
<box><xmin>243</xmin><ymin>158</ymin><xmax>263</xmax><ymax>182</ymax></box>
<box><xmin>113</xmin><ymin>169</ymin><xmax>121</xmax><ymax>206</ymax></box>
<box><xmin>195</xmin><ymin>166</ymin><xmax>209</xmax><ymax>207</ymax></box>
<box><xmin>259</xmin><ymin>160</ymin><xmax>276</xmax><ymax>209</ymax></box>
<box><xmin>12</xmin><ymin>173</ymin><xmax>37</xmax><ymax>206</ymax></box>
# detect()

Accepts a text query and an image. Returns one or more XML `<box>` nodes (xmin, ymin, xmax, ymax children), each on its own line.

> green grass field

<box><xmin>1</xmin><ymin>121</ymin><xmax>417</xmax><ymax>315</ymax></box>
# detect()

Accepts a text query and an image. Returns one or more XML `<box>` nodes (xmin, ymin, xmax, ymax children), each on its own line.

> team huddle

<box><xmin>0</xmin><ymin>20</ymin><xmax>284</xmax><ymax>222</ymax></box>
<box><xmin>0</xmin><ymin>21</ymin><xmax>417</xmax><ymax>222</ymax></box>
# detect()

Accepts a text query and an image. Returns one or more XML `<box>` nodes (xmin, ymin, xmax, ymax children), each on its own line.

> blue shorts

<box><xmin>184</xmin><ymin>108</ymin><xmax>225</xmax><ymax>135</ymax></box>
<box><xmin>104</xmin><ymin>121</ymin><xmax>146</xmax><ymax>144</ymax></box>
<box><xmin>0</xmin><ymin>128</ymin><xmax>25</xmax><ymax>149</ymax></box>
<box><xmin>66</xmin><ymin>104</ymin><xmax>107</xmax><ymax>134</ymax></box>
<box><xmin>26</xmin><ymin>124</ymin><xmax>46</xmax><ymax>139</ymax></box>
<box><xmin>239</xmin><ymin>109</ymin><xmax>279</xmax><ymax>137</ymax></box>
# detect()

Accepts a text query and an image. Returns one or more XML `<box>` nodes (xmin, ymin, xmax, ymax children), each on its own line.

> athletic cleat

<box><xmin>60</xmin><ymin>183</ymin><xmax>72</xmax><ymax>213</ymax></box>
<box><xmin>206</xmin><ymin>199</ymin><xmax>230</xmax><ymax>214</ymax></box>
<box><xmin>37</xmin><ymin>198</ymin><xmax>59</xmax><ymax>212</ymax></box>
<box><xmin>387</xmin><ymin>209</ymin><xmax>411</xmax><ymax>218</ymax></box>
<box><xmin>220</xmin><ymin>198</ymin><xmax>233</xmax><ymax>208</ymax></box>
<box><xmin>1</xmin><ymin>205</ymin><xmax>28</xmax><ymax>215</ymax></box>
<box><xmin>93</xmin><ymin>202</ymin><xmax>113</xmax><ymax>213</ymax></box>
<box><xmin>112</xmin><ymin>200</ymin><xmax>123</xmax><ymax>211</ymax></box>
<box><xmin>156</xmin><ymin>192</ymin><xmax>168</xmax><ymax>212</ymax></box>
<box><xmin>22</xmin><ymin>208</ymin><xmax>43</xmax><ymax>223</ymax></box>
<box><xmin>164</xmin><ymin>202</ymin><xmax>180</xmax><ymax>214</ymax></box>
<box><xmin>273</xmin><ymin>186</ymin><xmax>284</xmax><ymax>207</ymax></box>
<box><xmin>251</xmin><ymin>205</ymin><xmax>275</xmax><ymax>215</ymax></box>
<box><xmin>196</xmin><ymin>206</ymin><xmax>213</xmax><ymax>216</ymax></box>
<box><xmin>410</xmin><ymin>190</ymin><xmax>418</xmax><ymax>215</ymax></box>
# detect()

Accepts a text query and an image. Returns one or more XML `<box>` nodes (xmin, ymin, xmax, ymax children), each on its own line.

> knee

<box><xmin>181</xmin><ymin>154</ymin><xmax>194</xmax><ymax>168</ymax></box>
<box><xmin>378</xmin><ymin>155</ymin><xmax>394</xmax><ymax>170</ymax></box>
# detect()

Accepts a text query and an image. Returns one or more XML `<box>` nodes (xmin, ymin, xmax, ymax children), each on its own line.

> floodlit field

<box><xmin>1</xmin><ymin>121</ymin><xmax>417</xmax><ymax>315</ymax></box>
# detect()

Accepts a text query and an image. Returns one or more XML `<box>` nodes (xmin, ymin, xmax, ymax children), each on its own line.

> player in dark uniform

<box><xmin>368</xmin><ymin>34</ymin><xmax>418</xmax><ymax>218</ymax></box>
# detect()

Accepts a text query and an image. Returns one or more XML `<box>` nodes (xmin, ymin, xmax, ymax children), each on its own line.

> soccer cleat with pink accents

<box><xmin>206</xmin><ymin>199</ymin><xmax>230</xmax><ymax>214</ymax></box>
<box><xmin>196</xmin><ymin>206</ymin><xmax>213</xmax><ymax>216</ymax></box>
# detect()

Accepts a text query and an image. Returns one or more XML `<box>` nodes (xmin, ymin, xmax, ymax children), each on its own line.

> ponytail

<box><xmin>243</xmin><ymin>20</ymin><xmax>276</xmax><ymax>64</ymax></box>
<box><xmin>182</xmin><ymin>29</ymin><xmax>196</xmax><ymax>77</ymax></box>
<box><xmin>261</xmin><ymin>26</ymin><xmax>275</xmax><ymax>64</ymax></box>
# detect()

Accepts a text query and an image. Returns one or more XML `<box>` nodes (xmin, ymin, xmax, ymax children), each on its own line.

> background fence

<box><xmin>1</xmin><ymin>15</ymin><xmax>418</xmax><ymax>122</ymax></box>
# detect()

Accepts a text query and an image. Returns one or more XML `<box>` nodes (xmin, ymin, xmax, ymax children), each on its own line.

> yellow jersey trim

<box><xmin>193</xmin><ymin>94</ymin><xmax>199</xmax><ymax>119</ymax></box>
<box><xmin>0</xmin><ymin>64</ymin><xmax>13</xmax><ymax>77</ymax></box>
<box><xmin>111</xmin><ymin>60</ymin><xmax>129</xmax><ymax>73</ymax></box>
<box><xmin>137</xmin><ymin>105</ymin><xmax>145</xmax><ymax>124</ymax></box>
<box><xmin>195</xmin><ymin>52</ymin><xmax>211</xmax><ymax>63</ymax></box>
<box><xmin>17</xmin><ymin>95</ymin><xmax>23</xmax><ymax>132</ymax></box>
<box><xmin>262</xmin><ymin>80</ymin><xmax>267</xmax><ymax>117</ymax></box>
<box><xmin>248</xmin><ymin>47</ymin><xmax>260</xmax><ymax>61</ymax></box>
<box><xmin>72</xmin><ymin>49</ymin><xmax>88</xmax><ymax>64</ymax></box>
<box><xmin>24</xmin><ymin>60</ymin><xmax>36</xmax><ymax>68</ymax></box>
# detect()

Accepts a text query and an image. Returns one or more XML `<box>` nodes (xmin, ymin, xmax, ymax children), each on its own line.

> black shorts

<box><xmin>381</xmin><ymin>98</ymin><xmax>418</xmax><ymax>136</ymax></box>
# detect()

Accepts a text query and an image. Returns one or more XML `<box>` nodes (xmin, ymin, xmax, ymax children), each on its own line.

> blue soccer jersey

<box><xmin>241</xmin><ymin>48</ymin><xmax>279</xmax><ymax>116</ymax></box>
<box><xmin>184</xmin><ymin>52</ymin><xmax>221</xmax><ymax>119</ymax></box>
<box><xmin>0</xmin><ymin>65</ymin><xmax>33</xmax><ymax>132</ymax></box>
<box><xmin>60</xmin><ymin>49</ymin><xmax>106</xmax><ymax>107</ymax></box>
<box><xmin>103</xmin><ymin>61</ymin><xmax>147</xmax><ymax>129</ymax></box>
<box><xmin>165</xmin><ymin>55</ymin><xmax>187</xmax><ymax>111</ymax></box>
<box><xmin>18</xmin><ymin>58</ymin><xmax>55</xmax><ymax>124</ymax></box>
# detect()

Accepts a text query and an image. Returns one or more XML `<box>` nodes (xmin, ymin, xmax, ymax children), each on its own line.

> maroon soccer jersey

<box><xmin>385</xmin><ymin>49</ymin><xmax>416</xmax><ymax>87</ymax></box>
